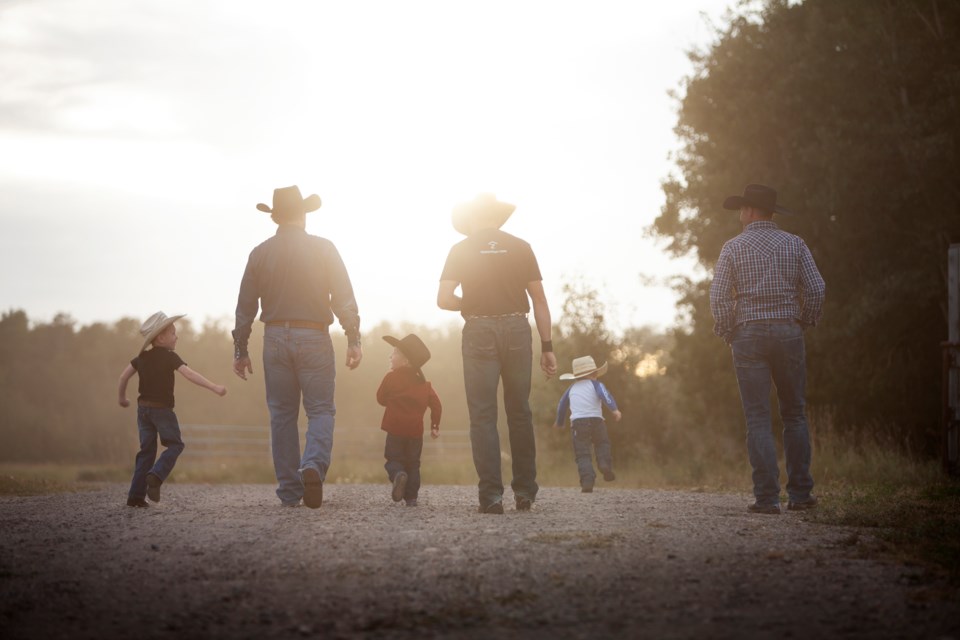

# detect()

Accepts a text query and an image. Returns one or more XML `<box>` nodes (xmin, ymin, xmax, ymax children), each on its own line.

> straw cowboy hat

<box><xmin>722</xmin><ymin>184</ymin><xmax>794</xmax><ymax>216</ymax></box>
<box><xmin>139</xmin><ymin>311</ymin><xmax>185</xmax><ymax>352</ymax></box>
<box><xmin>451</xmin><ymin>193</ymin><xmax>516</xmax><ymax>235</ymax></box>
<box><xmin>559</xmin><ymin>355</ymin><xmax>608</xmax><ymax>381</ymax></box>
<box><xmin>256</xmin><ymin>185</ymin><xmax>322</xmax><ymax>216</ymax></box>
<box><xmin>383</xmin><ymin>334</ymin><xmax>432</xmax><ymax>370</ymax></box>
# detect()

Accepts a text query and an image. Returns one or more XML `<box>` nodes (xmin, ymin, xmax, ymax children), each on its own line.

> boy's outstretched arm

<box><xmin>118</xmin><ymin>364</ymin><xmax>135</xmax><ymax>407</ymax></box>
<box><xmin>177</xmin><ymin>365</ymin><xmax>227</xmax><ymax>397</ymax></box>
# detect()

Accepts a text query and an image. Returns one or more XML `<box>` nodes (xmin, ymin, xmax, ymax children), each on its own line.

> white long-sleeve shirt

<box><xmin>555</xmin><ymin>379</ymin><xmax>619</xmax><ymax>425</ymax></box>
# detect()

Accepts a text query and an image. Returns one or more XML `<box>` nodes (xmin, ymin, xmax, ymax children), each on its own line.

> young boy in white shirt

<box><xmin>553</xmin><ymin>355</ymin><xmax>622</xmax><ymax>493</ymax></box>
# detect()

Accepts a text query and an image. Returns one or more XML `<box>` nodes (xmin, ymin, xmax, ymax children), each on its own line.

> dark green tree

<box><xmin>652</xmin><ymin>0</ymin><xmax>960</xmax><ymax>452</ymax></box>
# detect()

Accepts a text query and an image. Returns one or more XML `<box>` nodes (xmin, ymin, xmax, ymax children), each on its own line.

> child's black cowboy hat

<box><xmin>383</xmin><ymin>334</ymin><xmax>431</xmax><ymax>371</ymax></box>
<box><xmin>723</xmin><ymin>184</ymin><xmax>794</xmax><ymax>215</ymax></box>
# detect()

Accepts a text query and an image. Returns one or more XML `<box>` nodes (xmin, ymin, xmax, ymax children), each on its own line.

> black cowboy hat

<box><xmin>383</xmin><ymin>334</ymin><xmax>431</xmax><ymax>370</ymax></box>
<box><xmin>723</xmin><ymin>184</ymin><xmax>794</xmax><ymax>215</ymax></box>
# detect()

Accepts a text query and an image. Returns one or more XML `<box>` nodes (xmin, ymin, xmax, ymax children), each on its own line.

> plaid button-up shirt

<box><xmin>709</xmin><ymin>221</ymin><xmax>825</xmax><ymax>343</ymax></box>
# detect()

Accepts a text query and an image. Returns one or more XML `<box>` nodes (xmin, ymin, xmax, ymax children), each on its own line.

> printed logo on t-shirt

<box><xmin>481</xmin><ymin>240</ymin><xmax>507</xmax><ymax>255</ymax></box>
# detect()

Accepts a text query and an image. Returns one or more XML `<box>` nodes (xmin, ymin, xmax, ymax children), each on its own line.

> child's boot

<box><xmin>146</xmin><ymin>473</ymin><xmax>162</xmax><ymax>502</ymax></box>
<box><xmin>391</xmin><ymin>472</ymin><xmax>408</xmax><ymax>502</ymax></box>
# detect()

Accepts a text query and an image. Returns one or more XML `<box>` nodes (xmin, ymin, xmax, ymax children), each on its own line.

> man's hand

<box><xmin>118</xmin><ymin>397</ymin><xmax>130</xmax><ymax>408</ymax></box>
<box><xmin>346</xmin><ymin>344</ymin><xmax>363</xmax><ymax>370</ymax></box>
<box><xmin>612</xmin><ymin>410</ymin><xmax>622</xmax><ymax>422</ymax></box>
<box><xmin>430</xmin><ymin>425</ymin><xmax>440</xmax><ymax>440</ymax></box>
<box><xmin>540</xmin><ymin>352</ymin><xmax>557</xmax><ymax>378</ymax></box>
<box><xmin>233</xmin><ymin>356</ymin><xmax>253</xmax><ymax>380</ymax></box>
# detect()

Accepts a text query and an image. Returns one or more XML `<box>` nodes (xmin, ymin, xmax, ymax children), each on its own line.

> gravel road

<box><xmin>1</xmin><ymin>483</ymin><xmax>958</xmax><ymax>639</ymax></box>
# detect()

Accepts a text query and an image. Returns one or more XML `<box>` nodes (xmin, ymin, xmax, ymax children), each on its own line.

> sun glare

<box><xmin>635</xmin><ymin>351</ymin><xmax>666</xmax><ymax>378</ymax></box>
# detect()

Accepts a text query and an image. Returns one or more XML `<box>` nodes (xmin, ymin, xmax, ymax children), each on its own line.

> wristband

<box><xmin>541</xmin><ymin>340</ymin><xmax>553</xmax><ymax>353</ymax></box>
<box><xmin>233</xmin><ymin>340</ymin><xmax>249</xmax><ymax>360</ymax></box>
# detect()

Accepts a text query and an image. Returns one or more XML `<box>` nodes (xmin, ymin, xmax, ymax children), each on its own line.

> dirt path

<box><xmin>1</xmin><ymin>483</ymin><xmax>958</xmax><ymax>639</ymax></box>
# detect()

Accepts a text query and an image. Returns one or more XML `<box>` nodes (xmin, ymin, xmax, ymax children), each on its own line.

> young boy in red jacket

<box><xmin>377</xmin><ymin>333</ymin><xmax>442</xmax><ymax>506</ymax></box>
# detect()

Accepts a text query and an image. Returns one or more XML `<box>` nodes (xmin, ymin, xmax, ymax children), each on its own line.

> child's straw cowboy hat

<box><xmin>139</xmin><ymin>311</ymin><xmax>185</xmax><ymax>352</ymax></box>
<box><xmin>559</xmin><ymin>356</ymin><xmax>608</xmax><ymax>381</ymax></box>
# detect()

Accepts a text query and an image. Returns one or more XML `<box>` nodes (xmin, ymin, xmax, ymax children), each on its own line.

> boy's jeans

<box><xmin>384</xmin><ymin>433</ymin><xmax>424</xmax><ymax>501</ymax></box>
<box><xmin>731</xmin><ymin>321</ymin><xmax>814</xmax><ymax>507</ymax></box>
<box><xmin>461</xmin><ymin>315</ymin><xmax>538</xmax><ymax>509</ymax></box>
<box><xmin>129</xmin><ymin>406</ymin><xmax>184</xmax><ymax>500</ymax></box>
<box><xmin>263</xmin><ymin>326</ymin><xmax>336</xmax><ymax>506</ymax></box>
<box><xmin>571</xmin><ymin>417</ymin><xmax>612</xmax><ymax>487</ymax></box>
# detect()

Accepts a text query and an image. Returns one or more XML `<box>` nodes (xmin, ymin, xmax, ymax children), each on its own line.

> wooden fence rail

<box><xmin>178</xmin><ymin>424</ymin><xmax>472</xmax><ymax>462</ymax></box>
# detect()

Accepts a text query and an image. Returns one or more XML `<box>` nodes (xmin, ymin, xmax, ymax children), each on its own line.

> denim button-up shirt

<box><xmin>233</xmin><ymin>225</ymin><xmax>360</xmax><ymax>348</ymax></box>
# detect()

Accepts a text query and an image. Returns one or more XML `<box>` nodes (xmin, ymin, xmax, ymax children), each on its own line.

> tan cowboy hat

<box><xmin>559</xmin><ymin>355</ymin><xmax>608</xmax><ymax>381</ymax></box>
<box><xmin>256</xmin><ymin>185</ymin><xmax>322</xmax><ymax>216</ymax></box>
<box><xmin>139</xmin><ymin>311</ymin><xmax>185</xmax><ymax>352</ymax></box>
<box><xmin>451</xmin><ymin>193</ymin><xmax>515</xmax><ymax>235</ymax></box>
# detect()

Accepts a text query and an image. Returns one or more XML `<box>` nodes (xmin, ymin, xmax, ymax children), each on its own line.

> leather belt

<box><xmin>744</xmin><ymin>318</ymin><xmax>796</xmax><ymax>325</ymax></box>
<box><xmin>265</xmin><ymin>320</ymin><xmax>329</xmax><ymax>331</ymax></box>
<box><xmin>464</xmin><ymin>312</ymin><xmax>528</xmax><ymax>319</ymax></box>
<box><xmin>138</xmin><ymin>399</ymin><xmax>170</xmax><ymax>408</ymax></box>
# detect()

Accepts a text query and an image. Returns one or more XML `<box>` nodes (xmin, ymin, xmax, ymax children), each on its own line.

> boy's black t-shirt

<box><xmin>131</xmin><ymin>347</ymin><xmax>186</xmax><ymax>408</ymax></box>
<box><xmin>440</xmin><ymin>229</ymin><xmax>542</xmax><ymax>317</ymax></box>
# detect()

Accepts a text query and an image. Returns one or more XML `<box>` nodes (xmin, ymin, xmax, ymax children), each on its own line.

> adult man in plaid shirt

<box><xmin>710</xmin><ymin>184</ymin><xmax>825</xmax><ymax>515</ymax></box>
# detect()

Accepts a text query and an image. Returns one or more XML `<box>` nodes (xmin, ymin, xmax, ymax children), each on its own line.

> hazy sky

<box><xmin>0</xmin><ymin>0</ymin><xmax>736</xmax><ymax>335</ymax></box>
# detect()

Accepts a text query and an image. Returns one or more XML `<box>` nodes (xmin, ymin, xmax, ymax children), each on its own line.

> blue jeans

<box><xmin>461</xmin><ymin>316</ymin><xmax>537</xmax><ymax>508</ymax></box>
<box><xmin>128</xmin><ymin>407</ymin><xmax>184</xmax><ymax>500</ymax></box>
<box><xmin>384</xmin><ymin>433</ymin><xmax>423</xmax><ymax>501</ymax></box>
<box><xmin>263</xmin><ymin>326</ymin><xmax>336</xmax><ymax>506</ymax></box>
<box><xmin>731</xmin><ymin>321</ymin><xmax>814</xmax><ymax>506</ymax></box>
<box><xmin>571</xmin><ymin>417</ymin><xmax>612</xmax><ymax>487</ymax></box>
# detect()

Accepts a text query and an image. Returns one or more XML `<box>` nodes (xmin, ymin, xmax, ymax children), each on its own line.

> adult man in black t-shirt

<box><xmin>438</xmin><ymin>193</ymin><xmax>557</xmax><ymax>514</ymax></box>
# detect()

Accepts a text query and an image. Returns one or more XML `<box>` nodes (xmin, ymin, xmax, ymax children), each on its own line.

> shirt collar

<box><xmin>275</xmin><ymin>225</ymin><xmax>306</xmax><ymax>236</ymax></box>
<box><xmin>745</xmin><ymin>221</ymin><xmax>779</xmax><ymax>231</ymax></box>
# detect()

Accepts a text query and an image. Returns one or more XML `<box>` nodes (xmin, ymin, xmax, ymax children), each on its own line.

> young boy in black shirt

<box><xmin>118</xmin><ymin>312</ymin><xmax>227</xmax><ymax>507</ymax></box>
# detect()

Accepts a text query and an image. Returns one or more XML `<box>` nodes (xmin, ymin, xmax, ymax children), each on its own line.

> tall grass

<box><xmin>1</xmin><ymin>415</ymin><xmax>940</xmax><ymax>494</ymax></box>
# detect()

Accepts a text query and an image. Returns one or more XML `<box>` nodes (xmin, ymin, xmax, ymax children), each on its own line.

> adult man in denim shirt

<box><xmin>233</xmin><ymin>186</ymin><xmax>362</xmax><ymax>509</ymax></box>
<box><xmin>710</xmin><ymin>184</ymin><xmax>825</xmax><ymax>515</ymax></box>
<box><xmin>438</xmin><ymin>194</ymin><xmax>557</xmax><ymax>514</ymax></box>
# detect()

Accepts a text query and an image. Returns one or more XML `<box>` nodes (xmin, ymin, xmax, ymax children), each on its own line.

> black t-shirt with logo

<box><xmin>440</xmin><ymin>229</ymin><xmax>542</xmax><ymax>317</ymax></box>
<box><xmin>131</xmin><ymin>347</ymin><xmax>186</xmax><ymax>408</ymax></box>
